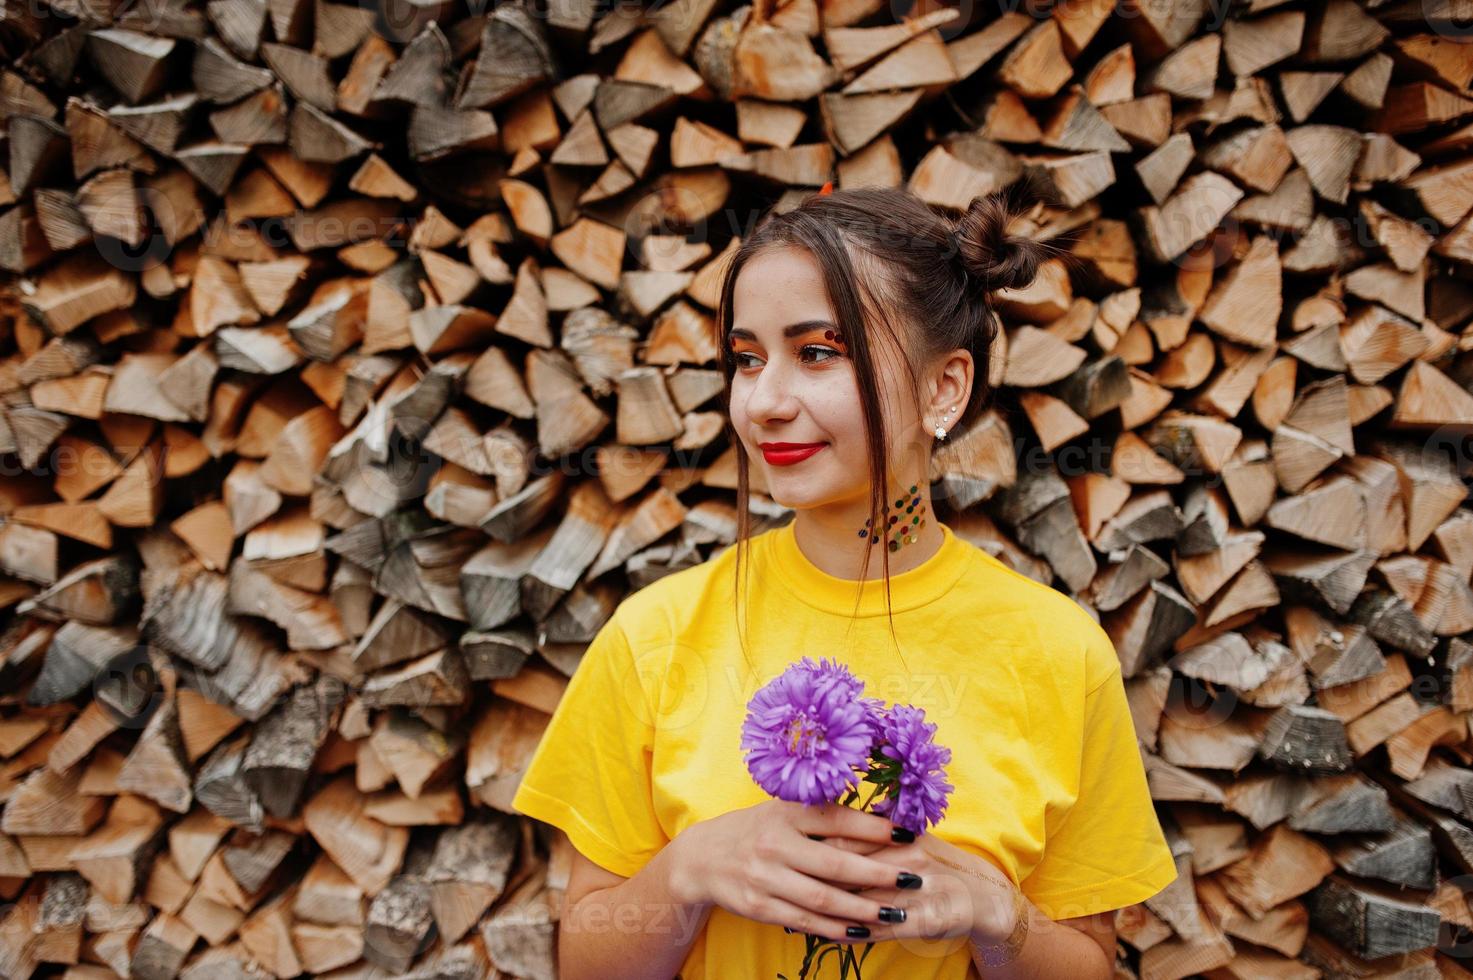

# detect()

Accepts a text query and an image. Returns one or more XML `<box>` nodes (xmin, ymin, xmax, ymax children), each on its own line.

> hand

<box><xmin>819</xmin><ymin>831</ymin><xmax>1022</xmax><ymax>947</ymax></box>
<box><xmin>668</xmin><ymin>800</ymin><xmax>928</xmax><ymax>942</ymax></box>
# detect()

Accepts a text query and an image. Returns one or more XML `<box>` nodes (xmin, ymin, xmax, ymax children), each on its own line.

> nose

<box><xmin>742</xmin><ymin>356</ymin><xmax>798</xmax><ymax>425</ymax></box>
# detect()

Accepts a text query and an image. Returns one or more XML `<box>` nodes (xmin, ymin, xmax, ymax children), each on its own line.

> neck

<box><xmin>789</xmin><ymin>490</ymin><xmax>944</xmax><ymax>581</ymax></box>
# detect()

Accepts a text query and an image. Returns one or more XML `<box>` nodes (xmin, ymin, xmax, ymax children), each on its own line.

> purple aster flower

<box><xmin>801</xmin><ymin>657</ymin><xmax>865</xmax><ymax>700</ymax></box>
<box><xmin>870</xmin><ymin>704</ymin><xmax>954</xmax><ymax>835</ymax></box>
<box><xmin>740</xmin><ymin>658</ymin><xmax>877</xmax><ymax>805</ymax></box>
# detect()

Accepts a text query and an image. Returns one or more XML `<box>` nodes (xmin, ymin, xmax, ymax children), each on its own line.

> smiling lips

<box><xmin>760</xmin><ymin>442</ymin><xmax>826</xmax><ymax>466</ymax></box>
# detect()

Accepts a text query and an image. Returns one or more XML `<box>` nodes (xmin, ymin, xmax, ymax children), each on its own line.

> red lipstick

<box><xmin>760</xmin><ymin>442</ymin><xmax>825</xmax><ymax>466</ymax></box>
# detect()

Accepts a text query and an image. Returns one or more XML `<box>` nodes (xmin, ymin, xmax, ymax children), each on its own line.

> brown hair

<box><xmin>712</xmin><ymin>186</ymin><xmax>1048</xmax><ymax>674</ymax></box>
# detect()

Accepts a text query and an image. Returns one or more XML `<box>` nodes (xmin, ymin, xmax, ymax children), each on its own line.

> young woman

<box><xmin>511</xmin><ymin>186</ymin><xmax>1176</xmax><ymax>980</ymax></box>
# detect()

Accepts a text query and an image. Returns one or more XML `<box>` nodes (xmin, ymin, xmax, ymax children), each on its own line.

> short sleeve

<box><xmin>511</xmin><ymin>611</ymin><xmax>669</xmax><ymax>878</ymax></box>
<box><xmin>1020</xmin><ymin>625</ymin><xmax>1178</xmax><ymax>919</ymax></box>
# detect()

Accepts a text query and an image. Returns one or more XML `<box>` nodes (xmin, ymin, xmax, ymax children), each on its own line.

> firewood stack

<box><xmin>0</xmin><ymin>0</ymin><xmax>1472</xmax><ymax>973</ymax></box>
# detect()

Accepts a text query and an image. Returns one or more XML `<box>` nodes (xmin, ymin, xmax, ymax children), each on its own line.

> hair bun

<box><xmin>951</xmin><ymin>194</ymin><xmax>1046</xmax><ymax>292</ymax></box>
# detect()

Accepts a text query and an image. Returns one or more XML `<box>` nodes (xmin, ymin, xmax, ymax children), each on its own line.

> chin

<box><xmin>762</xmin><ymin>479</ymin><xmax>824</xmax><ymax>504</ymax></box>
<box><xmin>768</xmin><ymin>480</ymin><xmax>860</xmax><ymax>510</ymax></box>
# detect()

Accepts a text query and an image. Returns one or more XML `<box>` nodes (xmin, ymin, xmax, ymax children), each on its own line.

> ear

<box><xmin>927</xmin><ymin>350</ymin><xmax>974</xmax><ymax>421</ymax></box>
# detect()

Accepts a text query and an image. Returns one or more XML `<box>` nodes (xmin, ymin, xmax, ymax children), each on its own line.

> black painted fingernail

<box><xmin>847</xmin><ymin>925</ymin><xmax>870</xmax><ymax>939</ymax></box>
<box><xmin>879</xmin><ymin>907</ymin><xmax>906</xmax><ymax>923</ymax></box>
<box><xmin>784</xmin><ymin>926</ymin><xmax>794</xmax><ymax>934</ymax></box>
<box><xmin>897</xmin><ymin>872</ymin><xmax>922</xmax><ymax>889</ymax></box>
<box><xmin>891</xmin><ymin>826</ymin><xmax>915</xmax><ymax>843</ymax></box>
<box><xmin>806</xmin><ymin>833</ymin><xmax>826</xmax><ymax>841</ymax></box>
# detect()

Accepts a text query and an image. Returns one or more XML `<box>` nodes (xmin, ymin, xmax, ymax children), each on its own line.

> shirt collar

<box><xmin>762</xmin><ymin>517</ymin><xmax>972</xmax><ymax>616</ymax></box>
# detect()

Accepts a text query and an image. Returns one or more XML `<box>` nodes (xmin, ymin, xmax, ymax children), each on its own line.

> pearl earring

<box><xmin>934</xmin><ymin>405</ymin><xmax>956</xmax><ymax>440</ymax></box>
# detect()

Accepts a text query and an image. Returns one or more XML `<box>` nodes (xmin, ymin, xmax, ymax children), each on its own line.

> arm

<box><xmin>968</xmin><ymin>625</ymin><xmax>1171</xmax><ymax>977</ymax></box>
<box><xmin>968</xmin><ymin>890</ymin><xmax>1116</xmax><ymax>980</ymax></box>
<box><xmin>558</xmin><ymin>833</ymin><xmax>713</xmax><ymax>980</ymax></box>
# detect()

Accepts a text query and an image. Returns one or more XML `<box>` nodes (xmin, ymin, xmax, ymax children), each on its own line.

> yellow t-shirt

<box><xmin>511</xmin><ymin>519</ymin><xmax>1177</xmax><ymax>979</ymax></box>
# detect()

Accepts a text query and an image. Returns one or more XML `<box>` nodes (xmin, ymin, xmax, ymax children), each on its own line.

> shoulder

<box><xmin>952</xmin><ymin>534</ymin><xmax>1120</xmax><ymax>692</ymax></box>
<box><xmin>604</xmin><ymin>526</ymin><xmax>757</xmax><ymax>645</ymax></box>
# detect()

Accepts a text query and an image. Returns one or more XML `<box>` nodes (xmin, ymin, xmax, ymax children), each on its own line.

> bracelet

<box><xmin>974</xmin><ymin>883</ymin><xmax>1029</xmax><ymax>967</ymax></box>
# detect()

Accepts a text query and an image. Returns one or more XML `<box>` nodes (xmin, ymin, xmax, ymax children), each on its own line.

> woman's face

<box><xmin>727</xmin><ymin>244</ymin><xmax>924</xmax><ymax>512</ymax></box>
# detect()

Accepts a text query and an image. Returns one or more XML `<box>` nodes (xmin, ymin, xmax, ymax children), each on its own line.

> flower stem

<box><xmin>797</xmin><ymin>933</ymin><xmax>820</xmax><ymax>979</ymax></box>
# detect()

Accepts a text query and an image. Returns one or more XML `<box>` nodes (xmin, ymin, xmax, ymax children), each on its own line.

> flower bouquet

<box><xmin>740</xmin><ymin>657</ymin><xmax>955</xmax><ymax>980</ymax></box>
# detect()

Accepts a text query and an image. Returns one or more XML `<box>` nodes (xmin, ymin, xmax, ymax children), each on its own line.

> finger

<box><xmin>753</xmin><ymin>893</ymin><xmax>876</xmax><ymax>945</ymax></box>
<box><xmin>840</xmin><ymin>840</ymin><xmax>920</xmax><ymax>865</ymax></box>
<box><xmin>800</xmin><ymin>802</ymin><xmax>909</xmax><ymax>845</ymax></box>
<box><xmin>790</xmin><ymin>838</ymin><xmax>918</xmax><ymax>893</ymax></box>
<box><xmin>851</xmin><ymin>886</ymin><xmax>969</xmax><ymax>938</ymax></box>
<box><xmin>807</xmin><ymin>835</ymin><xmax>889</xmax><ymax>857</ymax></box>
<box><xmin>770</xmin><ymin>866</ymin><xmax>890</xmax><ymax>926</ymax></box>
<box><xmin>811</xmin><ymin>840</ymin><xmax>891</xmax><ymax>886</ymax></box>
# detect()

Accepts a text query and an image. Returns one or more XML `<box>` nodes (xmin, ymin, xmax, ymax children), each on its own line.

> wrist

<box><xmin>665</xmin><ymin>824</ymin><xmax>711</xmax><ymax>907</ymax></box>
<box><xmin>970</xmin><ymin>880</ymin><xmax>1029</xmax><ymax>968</ymax></box>
<box><xmin>955</xmin><ymin>853</ymin><xmax>1015</xmax><ymax>945</ymax></box>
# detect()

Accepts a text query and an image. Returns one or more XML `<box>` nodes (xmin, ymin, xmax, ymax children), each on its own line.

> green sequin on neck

<box><xmin>858</xmin><ymin>485</ymin><xmax>926</xmax><ymax>550</ymax></box>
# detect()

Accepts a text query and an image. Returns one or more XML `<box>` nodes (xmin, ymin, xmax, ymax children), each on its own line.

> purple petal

<box><xmin>870</xmin><ymin>704</ymin><xmax>954</xmax><ymax>834</ymax></box>
<box><xmin>740</xmin><ymin>659</ymin><xmax>877</xmax><ymax>805</ymax></box>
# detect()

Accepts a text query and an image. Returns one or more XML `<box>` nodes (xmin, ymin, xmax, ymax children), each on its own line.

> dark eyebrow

<box><xmin>728</xmin><ymin>320</ymin><xmax>837</xmax><ymax>343</ymax></box>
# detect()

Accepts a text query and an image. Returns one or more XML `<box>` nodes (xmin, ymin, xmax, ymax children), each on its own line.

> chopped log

<box><xmin>1136</xmin><ymin>133</ymin><xmax>1193</xmax><ymax>206</ymax></box>
<box><xmin>242</xmin><ymin>678</ymin><xmax>340</xmax><ymax>818</ymax></box>
<box><xmin>1291</xmin><ymin>774</ymin><xmax>1395</xmax><ymax>835</ymax></box>
<box><xmin>1305</xmin><ymin>873</ymin><xmax>1440</xmax><ymax>960</ymax></box>
<box><xmin>1</xmin><ymin>0</ymin><xmax>1471</xmax><ymax>972</ymax></box>
<box><xmin>997</xmin><ymin>21</ymin><xmax>1072</xmax><ymax>100</ymax></box>
<box><xmin>1258</xmin><ymin>705</ymin><xmax>1353</xmax><ymax>775</ymax></box>
<box><xmin>1140</xmin><ymin>172</ymin><xmax>1244</xmax><ymax>262</ymax></box>
<box><xmin>1147</xmin><ymin>34</ymin><xmax>1219</xmax><ymax>101</ymax></box>
<box><xmin>1220</xmin><ymin>824</ymin><xmax>1335</xmax><ymax>919</ymax></box>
